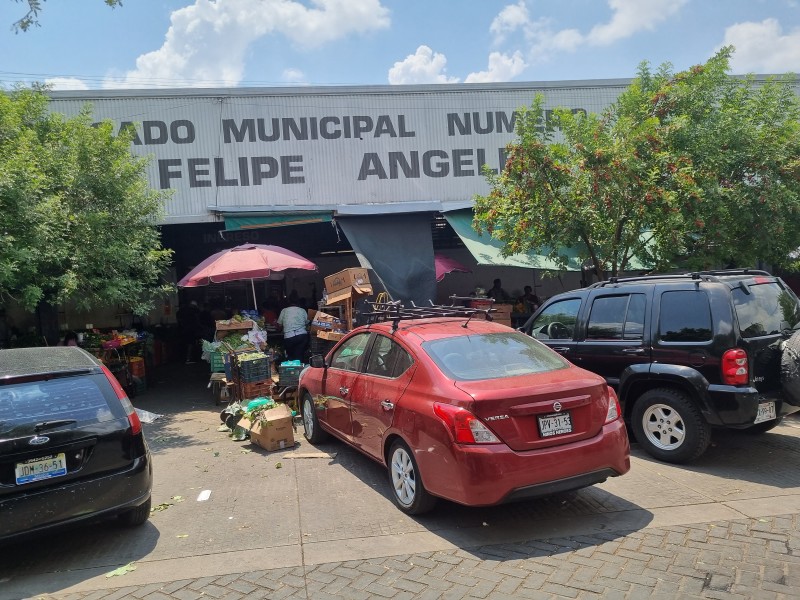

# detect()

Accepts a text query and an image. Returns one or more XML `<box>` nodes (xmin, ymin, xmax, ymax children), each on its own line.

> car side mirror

<box><xmin>310</xmin><ymin>354</ymin><xmax>327</xmax><ymax>369</ymax></box>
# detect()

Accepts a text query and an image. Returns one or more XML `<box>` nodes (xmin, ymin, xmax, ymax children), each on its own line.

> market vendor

<box><xmin>277</xmin><ymin>298</ymin><xmax>309</xmax><ymax>362</ymax></box>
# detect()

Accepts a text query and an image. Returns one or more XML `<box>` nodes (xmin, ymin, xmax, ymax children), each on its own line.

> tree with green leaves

<box><xmin>12</xmin><ymin>0</ymin><xmax>122</xmax><ymax>32</ymax></box>
<box><xmin>474</xmin><ymin>47</ymin><xmax>800</xmax><ymax>280</ymax></box>
<box><xmin>0</xmin><ymin>85</ymin><xmax>173</xmax><ymax>320</ymax></box>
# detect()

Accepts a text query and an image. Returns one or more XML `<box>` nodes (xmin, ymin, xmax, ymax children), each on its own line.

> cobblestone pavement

<box><xmin>2</xmin><ymin>364</ymin><xmax>799</xmax><ymax>600</ymax></box>
<box><xmin>36</xmin><ymin>513</ymin><xmax>800</xmax><ymax>600</ymax></box>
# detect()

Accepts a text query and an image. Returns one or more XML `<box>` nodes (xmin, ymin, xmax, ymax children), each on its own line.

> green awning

<box><xmin>224</xmin><ymin>212</ymin><xmax>332</xmax><ymax>231</ymax></box>
<box><xmin>444</xmin><ymin>209</ymin><xmax>585</xmax><ymax>271</ymax></box>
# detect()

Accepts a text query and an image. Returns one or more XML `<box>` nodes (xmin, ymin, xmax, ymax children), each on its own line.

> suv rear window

<box><xmin>732</xmin><ymin>281</ymin><xmax>800</xmax><ymax>338</ymax></box>
<box><xmin>0</xmin><ymin>375</ymin><xmax>118</xmax><ymax>436</ymax></box>
<box><xmin>659</xmin><ymin>291</ymin><xmax>712</xmax><ymax>342</ymax></box>
<box><xmin>425</xmin><ymin>332</ymin><xmax>568</xmax><ymax>381</ymax></box>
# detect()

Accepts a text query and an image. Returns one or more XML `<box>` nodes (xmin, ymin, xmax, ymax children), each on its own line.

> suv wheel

<box><xmin>632</xmin><ymin>388</ymin><xmax>711</xmax><ymax>463</ymax></box>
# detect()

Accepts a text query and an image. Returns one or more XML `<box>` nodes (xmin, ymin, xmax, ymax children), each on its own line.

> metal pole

<box><xmin>250</xmin><ymin>279</ymin><xmax>258</xmax><ymax>310</ymax></box>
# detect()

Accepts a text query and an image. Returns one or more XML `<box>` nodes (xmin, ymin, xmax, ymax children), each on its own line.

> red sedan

<box><xmin>298</xmin><ymin>312</ymin><xmax>630</xmax><ymax>514</ymax></box>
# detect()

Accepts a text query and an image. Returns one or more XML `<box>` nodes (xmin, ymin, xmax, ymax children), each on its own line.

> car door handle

<box><xmin>552</xmin><ymin>347</ymin><xmax>570</xmax><ymax>353</ymax></box>
<box><xmin>339</xmin><ymin>386</ymin><xmax>349</xmax><ymax>395</ymax></box>
<box><xmin>621</xmin><ymin>348</ymin><xmax>645</xmax><ymax>355</ymax></box>
<box><xmin>381</xmin><ymin>400</ymin><xmax>394</xmax><ymax>411</ymax></box>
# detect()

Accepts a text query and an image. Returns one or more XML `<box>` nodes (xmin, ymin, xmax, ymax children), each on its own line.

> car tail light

<box><xmin>433</xmin><ymin>403</ymin><xmax>500</xmax><ymax>444</ymax></box>
<box><xmin>604</xmin><ymin>387</ymin><xmax>621</xmax><ymax>424</ymax></box>
<box><xmin>721</xmin><ymin>348</ymin><xmax>749</xmax><ymax>385</ymax></box>
<box><xmin>101</xmin><ymin>364</ymin><xmax>142</xmax><ymax>435</ymax></box>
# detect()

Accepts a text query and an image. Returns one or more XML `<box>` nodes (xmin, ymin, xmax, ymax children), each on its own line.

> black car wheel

<box><xmin>632</xmin><ymin>388</ymin><xmax>711</xmax><ymax>463</ymax></box>
<box><xmin>302</xmin><ymin>392</ymin><xmax>328</xmax><ymax>444</ymax></box>
<box><xmin>118</xmin><ymin>496</ymin><xmax>151</xmax><ymax>527</ymax></box>
<box><xmin>387</xmin><ymin>440</ymin><xmax>436</xmax><ymax>515</ymax></box>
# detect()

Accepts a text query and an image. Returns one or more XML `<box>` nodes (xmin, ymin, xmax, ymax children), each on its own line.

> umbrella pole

<box><xmin>251</xmin><ymin>279</ymin><xmax>258</xmax><ymax>311</ymax></box>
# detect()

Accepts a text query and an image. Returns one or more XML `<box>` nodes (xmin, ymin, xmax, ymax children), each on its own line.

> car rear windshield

<box><xmin>0</xmin><ymin>374</ymin><xmax>120</xmax><ymax>436</ymax></box>
<box><xmin>424</xmin><ymin>332</ymin><xmax>568</xmax><ymax>381</ymax></box>
<box><xmin>732</xmin><ymin>281</ymin><xmax>800</xmax><ymax>338</ymax></box>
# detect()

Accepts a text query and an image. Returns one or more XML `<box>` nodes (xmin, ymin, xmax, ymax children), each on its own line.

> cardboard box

<box><xmin>309</xmin><ymin>310</ymin><xmax>345</xmax><ymax>333</ymax></box>
<box><xmin>238</xmin><ymin>404</ymin><xmax>295</xmax><ymax>452</ymax></box>
<box><xmin>317</xmin><ymin>331</ymin><xmax>346</xmax><ymax>341</ymax></box>
<box><xmin>215</xmin><ymin>319</ymin><xmax>255</xmax><ymax>331</ymax></box>
<box><xmin>324</xmin><ymin>268</ymin><xmax>372</xmax><ymax>294</ymax></box>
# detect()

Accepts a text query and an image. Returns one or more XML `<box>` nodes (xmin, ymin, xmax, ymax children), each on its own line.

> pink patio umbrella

<box><xmin>177</xmin><ymin>244</ymin><xmax>317</xmax><ymax>308</ymax></box>
<box><xmin>435</xmin><ymin>254</ymin><xmax>472</xmax><ymax>282</ymax></box>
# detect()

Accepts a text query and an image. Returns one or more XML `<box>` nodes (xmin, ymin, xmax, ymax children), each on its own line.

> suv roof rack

<box><xmin>590</xmin><ymin>268</ymin><xmax>772</xmax><ymax>288</ymax></box>
<box><xmin>364</xmin><ymin>296</ymin><xmax>495</xmax><ymax>331</ymax></box>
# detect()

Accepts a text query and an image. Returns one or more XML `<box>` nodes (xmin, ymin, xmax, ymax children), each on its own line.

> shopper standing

<box><xmin>277</xmin><ymin>298</ymin><xmax>309</xmax><ymax>362</ymax></box>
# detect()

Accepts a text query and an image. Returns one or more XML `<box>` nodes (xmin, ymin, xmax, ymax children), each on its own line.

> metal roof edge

<box><xmin>43</xmin><ymin>74</ymin><xmax>793</xmax><ymax>101</ymax></box>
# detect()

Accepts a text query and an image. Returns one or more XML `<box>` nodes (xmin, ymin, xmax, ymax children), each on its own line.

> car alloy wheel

<box><xmin>387</xmin><ymin>440</ymin><xmax>436</xmax><ymax>515</ymax></box>
<box><xmin>632</xmin><ymin>388</ymin><xmax>710</xmax><ymax>463</ymax></box>
<box><xmin>301</xmin><ymin>392</ymin><xmax>328</xmax><ymax>444</ymax></box>
<box><xmin>641</xmin><ymin>403</ymin><xmax>686</xmax><ymax>450</ymax></box>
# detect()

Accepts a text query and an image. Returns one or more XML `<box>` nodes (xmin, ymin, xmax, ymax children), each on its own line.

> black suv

<box><xmin>521</xmin><ymin>270</ymin><xmax>800</xmax><ymax>463</ymax></box>
<box><xmin>0</xmin><ymin>346</ymin><xmax>153</xmax><ymax>542</ymax></box>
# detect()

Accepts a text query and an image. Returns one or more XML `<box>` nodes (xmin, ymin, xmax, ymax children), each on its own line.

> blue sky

<box><xmin>2</xmin><ymin>0</ymin><xmax>799</xmax><ymax>90</ymax></box>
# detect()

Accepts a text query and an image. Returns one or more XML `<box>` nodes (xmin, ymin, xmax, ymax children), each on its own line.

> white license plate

<box><xmin>538</xmin><ymin>412</ymin><xmax>573</xmax><ymax>438</ymax></box>
<box><xmin>754</xmin><ymin>401</ymin><xmax>777</xmax><ymax>424</ymax></box>
<box><xmin>15</xmin><ymin>453</ymin><xmax>67</xmax><ymax>485</ymax></box>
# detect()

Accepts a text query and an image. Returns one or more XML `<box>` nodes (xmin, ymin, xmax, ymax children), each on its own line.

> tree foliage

<box><xmin>474</xmin><ymin>47</ymin><xmax>800</xmax><ymax>279</ymax></box>
<box><xmin>0</xmin><ymin>86</ymin><xmax>173</xmax><ymax>314</ymax></box>
<box><xmin>12</xmin><ymin>0</ymin><xmax>122</xmax><ymax>32</ymax></box>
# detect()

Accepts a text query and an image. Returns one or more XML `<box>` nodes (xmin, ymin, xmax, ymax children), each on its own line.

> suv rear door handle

<box><xmin>621</xmin><ymin>348</ymin><xmax>645</xmax><ymax>355</ymax></box>
<box><xmin>552</xmin><ymin>347</ymin><xmax>570</xmax><ymax>353</ymax></box>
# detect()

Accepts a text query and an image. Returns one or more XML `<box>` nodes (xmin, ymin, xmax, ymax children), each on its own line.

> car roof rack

<box><xmin>364</xmin><ymin>296</ymin><xmax>495</xmax><ymax>331</ymax></box>
<box><xmin>589</xmin><ymin>268</ymin><xmax>772</xmax><ymax>288</ymax></box>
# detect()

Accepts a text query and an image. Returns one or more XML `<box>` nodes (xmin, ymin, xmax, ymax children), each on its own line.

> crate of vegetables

<box><xmin>233</xmin><ymin>351</ymin><xmax>271</xmax><ymax>383</ymax></box>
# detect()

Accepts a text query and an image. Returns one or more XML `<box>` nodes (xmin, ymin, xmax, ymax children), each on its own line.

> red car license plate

<box><xmin>15</xmin><ymin>453</ymin><xmax>68</xmax><ymax>485</ymax></box>
<box><xmin>538</xmin><ymin>412</ymin><xmax>573</xmax><ymax>438</ymax></box>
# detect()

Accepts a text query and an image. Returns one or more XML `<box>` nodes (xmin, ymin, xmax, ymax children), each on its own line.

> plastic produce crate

<box><xmin>209</xmin><ymin>350</ymin><xmax>226</xmax><ymax>373</ymax></box>
<box><xmin>278</xmin><ymin>364</ymin><xmax>304</xmax><ymax>387</ymax></box>
<box><xmin>240</xmin><ymin>379</ymin><xmax>273</xmax><ymax>400</ymax></box>
<box><xmin>237</xmin><ymin>354</ymin><xmax>270</xmax><ymax>383</ymax></box>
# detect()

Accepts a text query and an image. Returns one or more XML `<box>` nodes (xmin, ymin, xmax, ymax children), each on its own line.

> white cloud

<box><xmin>465</xmin><ymin>51</ymin><xmax>527</xmax><ymax>83</ymax></box>
<box><xmin>281</xmin><ymin>68</ymin><xmax>306</xmax><ymax>83</ymax></box>
<box><xmin>587</xmin><ymin>0</ymin><xmax>688</xmax><ymax>46</ymax></box>
<box><xmin>490</xmin><ymin>0</ymin><xmax>530</xmax><ymax>45</ymax></box>
<box><xmin>103</xmin><ymin>0</ymin><xmax>390</xmax><ymax>88</ymax></box>
<box><xmin>46</xmin><ymin>77</ymin><xmax>89</xmax><ymax>90</ymax></box>
<box><xmin>388</xmin><ymin>45</ymin><xmax>460</xmax><ymax>84</ymax></box>
<box><xmin>484</xmin><ymin>0</ymin><xmax>688</xmax><ymax>70</ymax></box>
<box><xmin>721</xmin><ymin>19</ymin><xmax>800</xmax><ymax>73</ymax></box>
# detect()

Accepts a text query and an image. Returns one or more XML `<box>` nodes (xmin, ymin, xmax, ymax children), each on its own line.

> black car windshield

<box><xmin>424</xmin><ymin>332</ymin><xmax>568</xmax><ymax>381</ymax></box>
<box><xmin>732</xmin><ymin>281</ymin><xmax>800</xmax><ymax>338</ymax></box>
<box><xmin>0</xmin><ymin>376</ymin><xmax>117</xmax><ymax>436</ymax></box>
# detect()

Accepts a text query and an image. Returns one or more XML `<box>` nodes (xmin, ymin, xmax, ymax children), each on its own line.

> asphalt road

<box><xmin>1</xmin><ymin>362</ymin><xmax>798</xmax><ymax>600</ymax></box>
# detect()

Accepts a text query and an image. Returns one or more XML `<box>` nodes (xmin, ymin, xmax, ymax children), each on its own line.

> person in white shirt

<box><xmin>277</xmin><ymin>298</ymin><xmax>310</xmax><ymax>362</ymax></box>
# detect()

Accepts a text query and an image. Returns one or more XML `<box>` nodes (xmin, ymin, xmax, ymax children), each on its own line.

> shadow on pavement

<box><xmin>298</xmin><ymin>435</ymin><xmax>651</xmax><ymax>556</ymax></box>
<box><xmin>0</xmin><ymin>520</ymin><xmax>159</xmax><ymax>600</ymax></box>
<box><xmin>629</xmin><ymin>421</ymin><xmax>800</xmax><ymax>489</ymax></box>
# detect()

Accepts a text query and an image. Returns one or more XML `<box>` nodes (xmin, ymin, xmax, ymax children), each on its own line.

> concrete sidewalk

<box><xmin>2</xmin><ymin>362</ymin><xmax>799</xmax><ymax>600</ymax></box>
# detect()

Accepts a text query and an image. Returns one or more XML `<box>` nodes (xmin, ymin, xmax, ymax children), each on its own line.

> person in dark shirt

<box><xmin>487</xmin><ymin>278</ymin><xmax>511</xmax><ymax>303</ymax></box>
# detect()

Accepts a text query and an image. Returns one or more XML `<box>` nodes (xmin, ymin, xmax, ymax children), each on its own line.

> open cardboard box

<box><xmin>238</xmin><ymin>403</ymin><xmax>295</xmax><ymax>452</ymax></box>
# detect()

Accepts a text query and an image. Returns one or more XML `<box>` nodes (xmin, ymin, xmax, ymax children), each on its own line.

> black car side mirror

<box><xmin>310</xmin><ymin>354</ymin><xmax>327</xmax><ymax>369</ymax></box>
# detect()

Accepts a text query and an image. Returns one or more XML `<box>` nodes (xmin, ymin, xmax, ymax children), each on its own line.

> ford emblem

<box><xmin>29</xmin><ymin>436</ymin><xmax>50</xmax><ymax>446</ymax></box>
<box><xmin>553</xmin><ymin>401</ymin><xmax>563</xmax><ymax>412</ymax></box>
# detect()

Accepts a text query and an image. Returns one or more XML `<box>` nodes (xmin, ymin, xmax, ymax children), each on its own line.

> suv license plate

<box><xmin>754</xmin><ymin>402</ymin><xmax>777</xmax><ymax>424</ymax></box>
<box><xmin>538</xmin><ymin>412</ymin><xmax>573</xmax><ymax>438</ymax></box>
<box><xmin>15</xmin><ymin>453</ymin><xmax>67</xmax><ymax>485</ymax></box>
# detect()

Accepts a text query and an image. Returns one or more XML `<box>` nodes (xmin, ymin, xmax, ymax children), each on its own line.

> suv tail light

<box><xmin>101</xmin><ymin>364</ymin><xmax>142</xmax><ymax>434</ymax></box>
<box><xmin>604</xmin><ymin>387</ymin><xmax>621</xmax><ymax>424</ymax></box>
<box><xmin>721</xmin><ymin>348</ymin><xmax>749</xmax><ymax>385</ymax></box>
<box><xmin>433</xmin><ymin>403</ymin><xmax>501</xmax><ymax>444</ymax></box>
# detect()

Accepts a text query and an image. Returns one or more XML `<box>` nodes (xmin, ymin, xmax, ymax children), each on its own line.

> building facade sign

<box><xmin>48</xmin><ymin>81</ymin><xmax>632</xmax><ymax>223</ymax></box>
